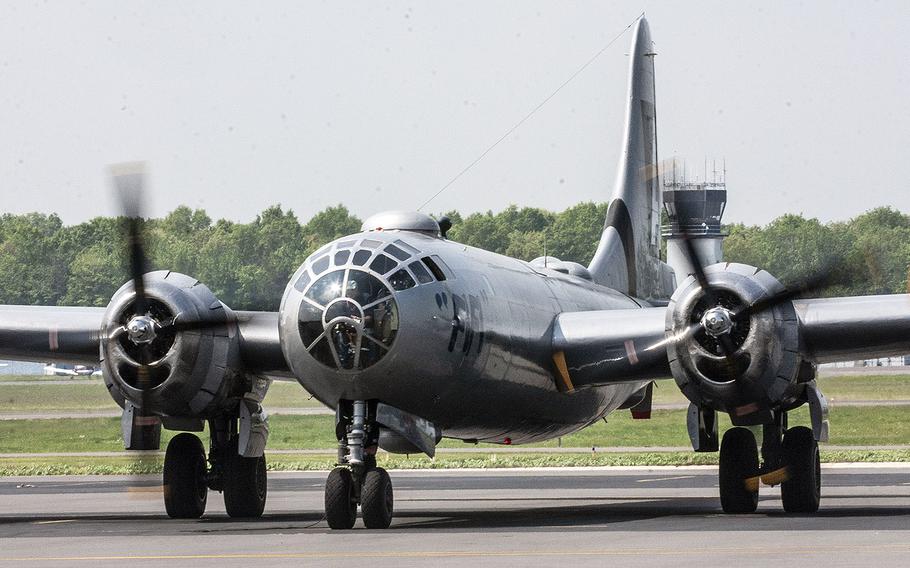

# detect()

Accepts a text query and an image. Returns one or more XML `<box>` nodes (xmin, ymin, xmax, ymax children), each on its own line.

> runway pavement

<box><xmin>0</xmin><ymin>465</ymin><xmax>908</xmax><ymax>567</ymax></box>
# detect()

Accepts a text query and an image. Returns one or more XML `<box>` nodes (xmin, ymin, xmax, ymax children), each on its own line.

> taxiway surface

<box><xmin>1</xmin><ymin>465</ymin><xmax>908</xmax><ymax>567</ymax></box>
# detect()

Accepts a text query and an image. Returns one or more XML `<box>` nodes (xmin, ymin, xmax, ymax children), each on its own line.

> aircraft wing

<box><xmin>552</xmin><ymin>307</ymin><xmax>672</xmax><ymax>391</ymax></box>
<box><xmin>0</xmin><ymin>305</ymin><xmax>290</xmax><ymax>377</ymax></box>
<box><xmin>0</xmin><ymin>305</ymin><xmax>104</xmax><ymax>365</ymax></box>
<box><xmin>794</xmin><ymin>294</ymin><xmax>910</xmax><ymax>363</ymax></box>
<box><xmin>552</xmin><ymin>294</ymin><xmax>910</xmax><ymax>392</ymax></box>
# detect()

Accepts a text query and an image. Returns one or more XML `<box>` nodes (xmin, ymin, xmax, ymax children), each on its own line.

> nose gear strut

<box><xmin>325</xmin><ymin>400</ymin><xmax>394</xmax><ymax>529</ymax></box>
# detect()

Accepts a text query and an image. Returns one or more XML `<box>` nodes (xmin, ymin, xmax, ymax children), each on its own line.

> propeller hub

<box><xmin>701</xmin><ymin>306</ymin><xmax>734</xmax><ymax>338</ymax></box>
<box><xmin>126</xmin><ymin>316</ymin><xmax>158</xmax><ymax>345</ymax></box>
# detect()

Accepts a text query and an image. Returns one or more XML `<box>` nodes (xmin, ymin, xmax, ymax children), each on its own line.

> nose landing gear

<box><xmin>325</xmin><ymin>400</ymin><xmax>394</xmax><ymax>529</ymax></box>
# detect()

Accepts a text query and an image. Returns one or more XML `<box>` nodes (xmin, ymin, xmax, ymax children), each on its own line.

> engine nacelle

<box><xmin>101</xmin><ymin>271</ymin><xmax>243</xmax><ymax>418</ymax></box>
<box><xmin>665</xmin><ymin>263</ymin><xmax>805</xmax><ymax>420</ymax></box>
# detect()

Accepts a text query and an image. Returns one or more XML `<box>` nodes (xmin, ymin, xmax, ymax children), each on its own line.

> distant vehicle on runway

<box><xmin>43</xmin><ymin>363</ymin><xmax>96</xmax><ymax>377</ymax></box>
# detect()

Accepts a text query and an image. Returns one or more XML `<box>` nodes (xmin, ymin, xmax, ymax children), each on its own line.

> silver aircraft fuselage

<box><xmin>279</xmin><ymin>228</ymin><xmax>648</xmax><ymax>445</ymax></box>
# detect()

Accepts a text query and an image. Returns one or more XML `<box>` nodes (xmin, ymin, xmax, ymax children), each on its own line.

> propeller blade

<box><xmin>676</xmin><ymin>230</ymin><xmax>746</xmax><ymax>379</ymax></box>
<box><xmin>680</xmin><ymin>234</ymin><xmax>719</xmax><ymax>307</ymax></box>
<box><xmin>160</xmin><ymin>317</ymin><xmax>227</xmax><ymax>334</ymax></box>
<box><xmin>733</xmin><ymin>269</ymin><xmax>835</xmax><ymax>321</ymax></box>
<box><xmin>110</xmin><ymin>162</ymin><xmax>150</xmax><ymax>315</ymax></box>
<box><xmin>137</xmin><ymin>348</ymin><xmax>151</xmax><ymax>413</ymax></box>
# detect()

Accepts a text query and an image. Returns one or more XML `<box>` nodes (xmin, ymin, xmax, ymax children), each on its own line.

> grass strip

<box><xmin>0</xmin><ymin>380</ymin><xmax>323</xmax><ymax>412</ymax></box>
<box><xmin>3</xmin><ymin>405</ymin><xmax>909</xmax><ymax>454</ymax></box>
<box><xmin>1</xmin><ymin>449</ymin><xmax>908</xmax><ymax>477</ymax></box>
<box><xmin>3</xmin><ymin>374</ymin><xmax>910</xmax><ymax>412</ymax></box>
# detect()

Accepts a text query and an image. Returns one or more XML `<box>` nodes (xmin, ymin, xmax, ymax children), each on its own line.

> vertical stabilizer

<box><xmin>588</xmin><ymin>17</ymin><xmax>668</xmax><ymax>300</ymax></box>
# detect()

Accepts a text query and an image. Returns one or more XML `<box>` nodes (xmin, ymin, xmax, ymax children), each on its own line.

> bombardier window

<box><xmin>298</xmin><ymin>268</ymin><xmax>399</xmax><ymax>372</ymax></box>
<box><xmin>306</xmin><ymin>270</ymin><xmax>344</xmax><ymax>305</ymax></box>
<box><xmin>293</xmin><ymin>271</ymin><xmax>312</xmax><ymax>292</ymax></box>
<box><xmin>346</xmin><ymin>270</ymin><xmax>390</xmax><ymax>305</ymax></box>
<box><xmin>297</xmin><ymin>301</ymin><xmax>323</xmax><ymax>346</ymax></box>
<box><xmin>334</xmin><ymin>250</ymin><xmax>351</xmax><ymax>265</ymax></box>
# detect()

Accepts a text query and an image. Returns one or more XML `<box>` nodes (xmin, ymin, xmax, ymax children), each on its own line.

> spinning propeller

<box><xmin>673</xmin><ymin>231</ymin><xmax>835</xmax><ymax>384</ymax></box>
<box><xmin>108</xmin><ymin>163</ymin><xmax>224</xmax><ymax>412</ymax></box>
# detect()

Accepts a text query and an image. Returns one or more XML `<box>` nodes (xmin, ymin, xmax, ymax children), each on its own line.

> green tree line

<box><xmin>1</xmin><ymin>203</ymin><xmax>907</xmax><ymax>310</ymax></box>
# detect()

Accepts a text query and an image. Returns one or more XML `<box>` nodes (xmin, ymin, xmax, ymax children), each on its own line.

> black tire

<box><xmin>719</xmin><ymin>427</ymin><xmax>759</xmax><ymax>513</ymax></box>
<box><xmin>223</xmin><ymin>446</ymin><xmax>267</xmax><ymax>518</ymax></box>
<box><xmin>325</xmin><ymin>467</ymin><xmax>357</xmax><ymax>530</ymax></box>
<box><xmin>163</xmin><ymin>433</ymin><xmax>208</xmax><ymax>519</ymax></box>
<box><xmin>361</xmin><ymin>467</ymin><xmax>394</xmax><ymax>529</ymax></box>
<box><xmin>781</xmin><ymin>426</ymin><xmax>821</xmax><ymax>513</ymax></box>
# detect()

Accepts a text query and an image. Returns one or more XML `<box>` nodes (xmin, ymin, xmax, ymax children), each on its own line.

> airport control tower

<box><xmin>662</xmin><ymin>163</ymin><xmax>728</xmax><ymax>282</ymax></box>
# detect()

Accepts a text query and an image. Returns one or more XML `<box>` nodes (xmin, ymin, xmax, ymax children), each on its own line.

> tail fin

<box><xmin>588</xmin><ymin>17</ymin><xmax>670</xmax><ymax>300</ymax></box>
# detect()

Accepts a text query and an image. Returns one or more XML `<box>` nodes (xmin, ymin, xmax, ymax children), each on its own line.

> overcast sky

<box><xmin>1</xmin><ymin>1</ymin><xmax>907</xmax><ymax>227</ymax></box>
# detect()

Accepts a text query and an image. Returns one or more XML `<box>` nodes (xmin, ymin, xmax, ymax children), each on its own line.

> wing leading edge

<box><xmin>552</xmin><ymin>307</ymin><xmax>672</xmax><ymax>391</ymax></box>
<box><xmin>0</xmin><ymin>305</ymin><xmax>290</xmax><ymax>376</ymax></box>
<box><xmin>553</xmin><ymin>293</ymin><xmax>910</xmax><ymax>391</ymax></box>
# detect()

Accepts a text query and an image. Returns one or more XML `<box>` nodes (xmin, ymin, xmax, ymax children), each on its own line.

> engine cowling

<box><xmin>665</xmin><ymin>263</ymin><xmax>805</xmax><ymax>420</ymax></box>
<box><xmin>101</xmin><ymin>271</ymin><xmax>243</xmax><ymax>418</ymax></box>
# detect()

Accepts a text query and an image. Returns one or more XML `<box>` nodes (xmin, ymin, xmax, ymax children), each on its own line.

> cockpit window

<box><xmin>430</xmin><ymin>255</ymin><xmax>454</xmax><ymax>279</ymax></box>
<box><xmin>352</xmin><ymin>249</ymin><xmax>372</xmax><ymax>266</ymax></box>
<box><xmin>388</xmin><ymin>269</ymin><xmax>416</xmax><ymax>291</ymax></box>
<box><xmin>361</xmin><ymin>239</ymin><xmax>382</xmax><ymax>249</ymax></box>
<box><xmin>311</xmin><ymin>255</ymin><xmax>330</xmax><ymax>275</ymax></box>
<box><xmin>298</xmin><ymin>268</ymin><xmax>399</xmax><ymax>372</ymax></box>
<box><xmin>369</xmin><ymin>254</ymin><xmax>397</xmax><ymax>275</ymax></box>
<box><xmin>421</xmin><ymin>256</ymin><xmax>446</xmax><ymax>281</ymax></box>
<box><xmin>408</xmin><ymin>261</ymin><xmax>434</xmax><ymax>284</ymax></box>
<box><xmin>334</xmin><ymin>250</ymin><xmax>351</xmax><ymax>266</ymax></box>
<box><xmin>393</xmin><ymin>239</ymin><xmax>420</xmax><ymax>256</ymax></box>
<box><xmin>384</xmin><ymin>243</ymin><xmax>410</xmax><ymax>261</ymax></box>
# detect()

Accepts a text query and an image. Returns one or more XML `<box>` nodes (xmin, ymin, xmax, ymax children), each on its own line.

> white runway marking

<box><xmin>635</xmin><ymin>475</ymin><xmax>696</xmax><ymax>483</ymax></box>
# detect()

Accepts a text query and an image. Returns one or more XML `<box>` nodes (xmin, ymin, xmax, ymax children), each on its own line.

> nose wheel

<box><xmin>325</xmin><ymin>467</ymin><xmax>357</xmax><ymax>529</ymax></box>
<box><xmin>360</xmin><ymin>467</ymin><xmax>394</xmax><ymax>528</ymax></box>
<box><xmin>325</xmin><ymin>400</ymin><xmax>394</xmax><ymax>529</ymax></box>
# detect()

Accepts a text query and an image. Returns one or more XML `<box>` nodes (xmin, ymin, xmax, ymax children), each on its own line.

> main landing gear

<box><xmin>718</xmin><ymin>410</ymin><xmax>820</xmax><ymax>514</ymax></box>
<box><xmin>162</xmin><ymin>417</ymin><xmax>268</xmax><ymax>519</ymax></box>
<box><xmin>325</xmin><ymin>400</ymin><xmax>394</xmax><ymax>529</ymax></box>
